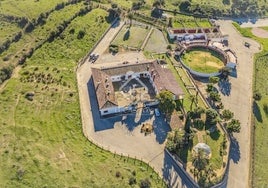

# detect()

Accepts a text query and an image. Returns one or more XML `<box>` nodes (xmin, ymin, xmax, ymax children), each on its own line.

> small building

<box><xmin>167</xmin><ymin>27</ymin><xmax>227</xmax><ymax>42</ymax></box>
<box><xmin>91</xmin><ymin>61</ymin><xmax>184</xmax><ymax>117</ymax></box>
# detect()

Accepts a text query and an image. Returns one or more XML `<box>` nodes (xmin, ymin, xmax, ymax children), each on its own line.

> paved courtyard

<box><xmin>77</xmin><ymin>20</ymin><xmax>197</xmax><ymax>187</ymax></box>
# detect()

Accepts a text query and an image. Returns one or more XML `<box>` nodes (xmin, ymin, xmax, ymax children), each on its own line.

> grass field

<box><xmin>112</xmin><ymin>25</ymin><xmax>150</xmax><ymax>48</ymax></box>
<box><xmin>144</xmin><ymin>28</ymin><xmax>167</xmax><ymax>53</ymax></box>
<box><xmin>0</xmin><ymin>2</ymin><xmax>84</xmax><ymax>69</ymax></box>
<box><xmin>233</xmin><ymin>22</ymin><xmax>268</xmax><ymax>187</ymax></box>
<box><xmin>181</xmin><ymin>49</ymin><xmax>225</xmax><ymax>73</ymax></box>
<box><xmin>0</xmin><ymin>8</ymin><xmax>165</xmax><ymax>187</ymax></box>
<box><xmin>0</xmin><ymin>0</ymin><xmax>68</xmax><ymax>19</ymax></box>
<box><xmin>0</xmin><ymin>21</ymin><xmax>21</xmax><ymax>43</ymax></box>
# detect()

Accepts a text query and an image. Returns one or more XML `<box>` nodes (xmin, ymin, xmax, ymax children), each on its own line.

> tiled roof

<box><xmin>91</xmin><ymin>61</ymin><xmax>184</xmax><ymax>110</ymax></box>
<box><xmin>91</xmin><ymin>68</ymin><xmax>117</xmax><ymax>109</ymax></box>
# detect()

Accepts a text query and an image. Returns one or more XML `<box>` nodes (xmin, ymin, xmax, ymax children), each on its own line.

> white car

<box><xmin>154</xmin><ymin>108</ymin><xmax>160</xmax><ymax>117</ymax></box>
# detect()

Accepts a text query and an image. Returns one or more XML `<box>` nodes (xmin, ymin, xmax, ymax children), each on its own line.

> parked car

<box><xmin>154</xmin><ymin>108</ymin><xmax>160</xmax><ymax>117</ymax></box>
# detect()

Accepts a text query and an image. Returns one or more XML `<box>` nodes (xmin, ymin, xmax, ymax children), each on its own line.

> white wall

<box><xmin>100</xmin><ymin>106</ymin><xmax>125</xmax><ymax>116</ymax></box>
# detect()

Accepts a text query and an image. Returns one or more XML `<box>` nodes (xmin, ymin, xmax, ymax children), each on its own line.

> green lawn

<box><xmin>144</xmin><ymin>28</ymin><xmax>167</xmax><ymax>53</ymax></box>
<box><xmin>181</xmin><ymin>49</ymin><xmax>224</xmax><ymax>73</ymax></box>
<box><xmin>0</xmin><ymin>8</ymin><xmax>165</xmax><ymax>188</ymax></box>
<box><xmin>233</xmin><ymin>22</ymin><xmax>268</xmax><ymax>187</ymax></box>
<box><xmin>112</xmin><ymin>25</ymin><xmax>150</xmax><ymax>48</ymax></box>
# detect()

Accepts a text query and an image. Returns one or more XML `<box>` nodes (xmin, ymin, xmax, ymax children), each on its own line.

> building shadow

<box><xmin>229</xmin><ymin>137</ymin><xmax>240</xmax><ymax>164</ymax></box>
<box><xmin>162</xmin><ymin>150</ymin><xmax>197</xmax><ymax>188</ymax></box>
<box><xmin>87</xmin><ymin>77</ymin><xmax>155</xmax><ymax>132</ymax></box>
<box><xmin>218</xmin><ymin>78</ymin><xmax>232</xmax><ymax>96</ymax></box>
<box><xmin>152</xmin><ymin>117</ymin><xmax>171</xmax><ymax>144</ymax></box>
<box><xmin>87</xmin><ymin>77</ymin><xmax>119</xmax><ymax>131</ymax></box>
<box><xmin>253</xmin><ymin>101</ymin><xmax>263</xmax><ymax>123</ymax></box>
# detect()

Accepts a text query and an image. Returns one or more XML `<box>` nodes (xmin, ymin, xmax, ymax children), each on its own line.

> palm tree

<box><xmin>189</xmin><ymin>94</ymin><xmax>196</xmax><ymax>111</ymax></box>
<box><xmin>192</xmin><ymin>149</ymin><xmax>208</xmax><ymax>179</ymax></box>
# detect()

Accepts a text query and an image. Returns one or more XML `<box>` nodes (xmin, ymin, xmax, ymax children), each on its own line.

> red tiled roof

<box><xmin>91</xmin><ymin>61</ymin><xmax>184</xmax><ymax>110</ymax></box>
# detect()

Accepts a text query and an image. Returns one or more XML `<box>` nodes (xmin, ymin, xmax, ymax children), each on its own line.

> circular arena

<box><xmin>178</xmin><ymin>44</ymin><xmax>229</xmax><ymax>78</ymax></box>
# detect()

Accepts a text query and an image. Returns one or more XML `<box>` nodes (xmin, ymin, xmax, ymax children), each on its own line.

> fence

<box><xmin>82</xmin><ymin>134</ymin><xmax>167</xmax><ymax>186</ymax></box>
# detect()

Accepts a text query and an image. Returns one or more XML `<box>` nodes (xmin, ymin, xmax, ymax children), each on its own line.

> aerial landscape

<box><xmin>0</xmin><ymin>0</ymin><xmax>268</xmax><ymax>187</ymax></box>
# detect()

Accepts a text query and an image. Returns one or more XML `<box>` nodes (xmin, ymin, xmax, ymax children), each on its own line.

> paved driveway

<box><xmin>76</xmin><ymin>19</ymin><xmax>199</xmax><ymax>187</ymax></box>
<box><xmin>216</xmin><ymin>20</ymin><xmax>261</xmax><ymax>188</ymax></box>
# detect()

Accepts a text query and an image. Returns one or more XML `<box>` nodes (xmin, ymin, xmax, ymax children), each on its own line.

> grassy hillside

<box><xmin>0</xmin><ymin>7</ymin><xmax>165</xmax><ymax>188</ymax></box>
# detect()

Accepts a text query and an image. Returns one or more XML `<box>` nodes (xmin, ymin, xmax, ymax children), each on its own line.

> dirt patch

<box><xmin>252</xmin><ymin>27</ymin><xmax>268</xmax><ymax>38</ymax></box>
<box><xmin>206</xmin><ymin>61</ymin><xmax>224</xmax><ymax>68</ymax></box>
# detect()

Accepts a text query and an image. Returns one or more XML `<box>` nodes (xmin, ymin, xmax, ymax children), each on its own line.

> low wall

<box><xmin>179</xmin><ymin>44</ymin><xmax>229</xmax><ymax>78</ymax></box>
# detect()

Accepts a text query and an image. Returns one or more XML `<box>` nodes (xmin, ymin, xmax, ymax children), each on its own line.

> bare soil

<box><xmin>252</xmin><ymin>27</ymin><xmax>268</xmax><ymax>38</ymax></box>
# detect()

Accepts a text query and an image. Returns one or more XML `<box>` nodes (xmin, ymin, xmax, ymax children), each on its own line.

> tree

<box><xmin>108</xmin><ymin>3</ymin><xmax>121</xmax><ymax>20</ymax></box>
<box><xmin>189</xmin><ymin>94</ymin><xmax>197</xmax><ymax>111</ymax></box>
<box><xmin>168</xmin><ymin>17</ymin><xmax>173</xmax><ymax>27</ymax></box>
<box><xmin>221</xmin><ymin>109</ymin><xmax>234</xmax><ymax>121</ymax></box>
<box><xmin>156</xmin><ymin>90</ymin><xmax>176</xmax><ymax>116</ymax></box>
<box><xmin>209</xmin><ymin>91</ymin><xmax>221</xmax><ymax>103</ymax></box>
<box><xmin>127</xmin><ymin>13</ymin><xmax>133</xmax><ymax>27</ymax></box>
<box><xmin>206</xmin><ymin>83</ymin><xmax>214</xmax><ymax>93</ymax></box>
<box><xmin>179</xmin><ymin>0</ymin><xmax>191</xmax><ymax>12</ymax></box>
<box><xmin>140</xmin><ymin>178</ymin><xmax>151</xmax><ymax>188</ymax></box>
<box><xmin>77</xmin><ymin>30</ymin><xmax>85</xmax><ymax>39</ymax></box>
<box><xmin>209</xmin><ymin>76</ymin><xmax>219</xmax><ymax>85</ymax></box>
<box><xmin>253</xmin><ymin>91</ymin><xmax>262</xmax><ymax>101</ymax></box>
<box><xmin>166</xmin><ymin>129</ymin><xmax>185</xmax><ymax>152</ymax></box>
<box><xmin>192</xmin><ymin>149</ymin><xmax>209</xmax><ymax>176</ymax></box>
<box><xmin>226</xmin><ymin>119</ymin><xmax>241</xmax><ymax>133</ymax></box>
<box><xmin>192</xmin><ymin>107</ymin><xmax>205</xmax><ymax>119</ymax></box>
<box><xmin>205</xmin><ymin>108</ymin><xmax>218</xmax><ymax>127</ymax></box>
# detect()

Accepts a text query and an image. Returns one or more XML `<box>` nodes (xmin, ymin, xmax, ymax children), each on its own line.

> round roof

<box><xmin>193</xmin><ymin>143</ymin><xmax>211</xmax><ymax>157</ymax></box>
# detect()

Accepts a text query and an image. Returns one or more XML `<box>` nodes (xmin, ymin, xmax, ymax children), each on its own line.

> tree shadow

<box><xmin>253</xmin><ymin>101</ymin><xmax>263</xmax><ymax>123</ymax></box>
<box><xmin>123</xmin><ymin>29</ymin><xmax>130</xmax><ymax>41</ymax></box>
<box><xmin>209</xmin><ymin>128</ymin><xmax>220</xmax><ymax>140</ymax></box>
<box><xmin>152</xmin><ymin>117</ymin><xmax>171</xmax><ymax>144</ymax></box>
<box><xmin>218</xmin><ymin>78</ymin><xmax>232</xmax><ymax>96</ymax></box>
<box><xmin>229</xmin><ymin>137</ymin><xmax>240</xmax><ymax>164</ymax></box>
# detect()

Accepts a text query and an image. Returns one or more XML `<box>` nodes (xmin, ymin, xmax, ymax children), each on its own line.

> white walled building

<box><xmin>91</xmin><ymin>61</ymin><xmax>184</xmax><ymax>117</ymax></box>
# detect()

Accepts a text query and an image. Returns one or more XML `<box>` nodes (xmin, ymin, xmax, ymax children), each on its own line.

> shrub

<box><xmin>263</xmin><ymin>103</ymin><xmax>268</xmax><ymax>115</ymax></box>
<box><xmin>129</xmin><ymin>176</ymin><xmax>137</xmax><ymax>185</ymax></box>
<box><xmin>115</xmin><ymin>171</ymin><xmax>121</xmax><ymax>178</ymax></box>
<box><xmin>140</xmin><ymin>178</ymin><xmax>151</xmax><ymax>188</ymax></box>
<box><xmin>77</xmin><ymin>30</ymin><xmax>86</xmax><ymax>39</ymax></box>
<box><xmin>253</xmin><ymin>91</ymin><xmax>262</xmax><ymax>101</ymax></box>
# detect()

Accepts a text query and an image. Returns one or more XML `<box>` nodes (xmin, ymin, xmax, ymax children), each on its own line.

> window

<box><xmin>103</xmin><ymin>110</ymin><xmax>108</xmax><ymax>113</ymax></box>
